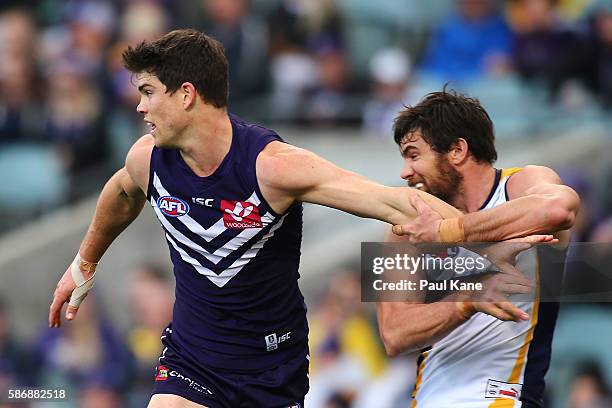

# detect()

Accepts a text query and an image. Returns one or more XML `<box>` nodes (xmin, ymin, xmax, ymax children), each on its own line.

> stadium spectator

<box><xmin>307</xmin><ymin>272</ymin><xmax>386</xmax><ymax>407</ymax></box>
<box><xmin>303</xmin><ymin>36</ymin><xmax>363</xmax><ymax>125</ymax></box>
<box><xmin>0</xmin><ymin>9</ymin><xmax>45</xmax><ymax>143</ymax></box>
<box><xmin>36</xmin><ymin>295</ymin><xmax>133</xmax><ymax>401</ymax></box>
<box><xmin>507</xmin><ymin>0</ymin><xmax>581</xmax><ymax>99</ymax></box>
<box><xmin>43</xmin><ymin>59</ymin><xmax>107</xmax><ymax>174</ymax></box>
<box><xmin>420</xmin><ymin>0</ymin><xmax>513</xmax><ymax>81</ymax></box>
<box><xmin>568</xmin><ymin>361</ymin><xmax>612</xmax><ymax>408</ymax></box>
<box><xmin>0</xmin><ymin>297</ymin><xmax>37</xmax><ymax>389</ymax></box>
<box><xmin>200</xmin><ymin>0</ymin><xmax>269</xmax><ymax>104</ymax></box>
<box><xmin>126</xmin><ymin>263</ymin><xmax>174</xmax><ymax>406</ymax></box>
<box><xmin>362</xmin><ymin>47</ymin><xmax>414</xmax><ymax>137</ymax></box>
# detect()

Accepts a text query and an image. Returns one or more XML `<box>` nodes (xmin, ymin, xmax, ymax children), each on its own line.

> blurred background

<box><xmin>0</xmin><ymin>0</ymin><xmax>611</xmax><ymax>407</ymax></box>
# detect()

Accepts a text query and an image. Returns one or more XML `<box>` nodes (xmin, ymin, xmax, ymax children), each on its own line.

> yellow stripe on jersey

<box><xmin>411</xmin><ymin>351</ymin><xmax>429</xmax><ymax>408</ymax></box>
<box><xmin>489</xmin><ymin>252</ymin><xmax>541</xmax><ymax>408</ymax></box>
<box><xmin>501</xmin><ymin>167</ymin><xmax>523</xmax><ymax>180</ymax></box>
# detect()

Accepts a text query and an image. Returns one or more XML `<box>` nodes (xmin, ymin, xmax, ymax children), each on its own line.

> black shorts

<box><xmin>151</xmin><ymin>335</ymin><xmax>309</xmax><ymax>408</ymax></box>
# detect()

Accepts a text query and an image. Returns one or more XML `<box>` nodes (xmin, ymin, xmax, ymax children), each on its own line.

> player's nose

<box><xmin>136</xmin><ymin>98</ymin><xmax>147</xmax><ymax>114</ymax></box>
<box><xmin>400</xmin><ymin>161</ymin><xmax>415</xmax><ymax>180</ymax></box>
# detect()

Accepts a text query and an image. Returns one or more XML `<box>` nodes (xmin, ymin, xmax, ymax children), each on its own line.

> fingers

<box><xmin>474</xmin><ymin>302</ymin><xmax>514</xmax><ymax>321</ymax></box>
<box><xmin>497</xmin><ymin>301</ymin><xmax>529</xmax><ymax>321</ymax></box>
<box><xmin>474</xmin><ymin>301</ymin><xmax>529</xmax><ymax>322</ymax></box>
<box><xmin>506</xmin><ymin>235</ymin><xmax>556</xmax><ymax>243</ymax></box>
<box><xmin>49</xmin><ymin>292</ymin><xmax>67</xmax><ymax>328</ymax></box>
<box><xmin>66</xmin><ymin>305</ymin><xmax>79</xmax><ymax>321</ymax></box>
<box><xmin>409</xmin><ymin>194</ymin><xmax>432</xmax><ymax>215</ymax></box>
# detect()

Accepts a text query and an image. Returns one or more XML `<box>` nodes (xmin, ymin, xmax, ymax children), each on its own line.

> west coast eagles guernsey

<box><xmin>147</xmin><ymin>115</ymin><xmax>307</xmax><ymax>373</ymax></box>
<box><xmin>411</xmin><ymin>168</ymin><xmax>566</xmax><ymax>408</ymax></box>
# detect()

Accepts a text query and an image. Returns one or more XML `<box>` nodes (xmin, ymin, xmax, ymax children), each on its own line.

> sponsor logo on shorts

<box><xmin>167</xmin><ymin>369</ymin><xmax>214</xmax><ymax>396</ymax></box>
<box><xmin>265</xmin><ymin>331</ymin><xmax>291</xmax><ymax>351</ymax></box>
<box><xmin>155</xmin><ymin>365</ymin><xmax>169</xmax><ymax>381</ymax></box>
<box><xmin>485</xmin><ymin>379</ymin><xmax>522</xmax><ymax>400</ymax></box>
<box><xmin>286</xmin><ymin>404</ymin><xmax>302</xmax><ymax>408</ymax></box>
<box><xmin>157</xmin><ymin>196</ymin><xmax>190</xmax><ymax>217</ymax></box>
<box><xmin>221</xmin><ymin>200</ymin><xmax>263</xmax><ymax>229</ymax></box>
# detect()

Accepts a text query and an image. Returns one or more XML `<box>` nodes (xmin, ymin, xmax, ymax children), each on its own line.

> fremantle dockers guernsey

<box><xmin>146</xmin><ymin>115</ymin><xmax>307</xmax><ymax>372</ymax></box>
<box><xmin>412</xmin><ymin>168</ymin><xmax>567</xmax><ymax>408</ymax></box>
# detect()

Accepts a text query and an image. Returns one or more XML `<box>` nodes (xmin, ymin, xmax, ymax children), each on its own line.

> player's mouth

<box><xmin>145</xmin><ymin>120</ymin><xmax>157</xmax><ymax>134</ymax></box>
<box><xmin>408</xmin><ymin>181</ymin><xmax>426</xmax><ymax>191</ymax></box>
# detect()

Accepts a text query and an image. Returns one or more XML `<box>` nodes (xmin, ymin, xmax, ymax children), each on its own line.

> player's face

<box><xmin>135</xmin><ymin>73</ymin><xmax>185</xmax><ymax>147</ymax></box>
<box><xmin>399</xmin><ymin>130</ymin><xmax>463</xmax><ymax>204</ymax></box>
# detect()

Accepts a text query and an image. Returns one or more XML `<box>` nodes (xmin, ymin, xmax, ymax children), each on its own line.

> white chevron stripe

<box><xmin>151</xmin><ymin>197</ymin><xmax>268</xmax><ymax>265</ymax></box>
<box><xmin>152</xmin><ymin>174</ymin><xmax>271</xmax><ymax>242</ymax></box>
<box><xmin>165</xmin><ymin>214</ymin><xmax>287</xmax><ymax>287</ymax></box>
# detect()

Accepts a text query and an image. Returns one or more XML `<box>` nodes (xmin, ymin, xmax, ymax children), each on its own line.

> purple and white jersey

<box><xmin>147</xmin><ymin>115</ymin><xmax>306</xmax><ymax>372</ymax></box>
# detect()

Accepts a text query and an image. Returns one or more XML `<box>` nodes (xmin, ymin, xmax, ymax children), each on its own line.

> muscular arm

<box><xmin>256</xmin><ymin>142</ymin><xmax>462</xmax><ymax>223</ymax></box>
<box><xmin>376</xmin><ymin>229</ymin><xmax>467</xmax><ymax>356</ymax></box>
<box><xmin>462</xmin><ymin>166</ymin><xmax>579</xmax><ymax>242</ymax></box>
<box><xmin>49</xmin><ymin>135</ymin><xmax>153</xmax><ymax>327</ymax></box>
<box><xmin>80</xmin><ymin>136</ymin><xmax>152</xmax><ymax>261</ymax></box>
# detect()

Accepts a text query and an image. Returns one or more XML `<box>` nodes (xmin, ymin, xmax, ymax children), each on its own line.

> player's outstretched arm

<box><xmin>49</xmin><ymin>135</ymin><xmax>153</xmax><ymax>328</ymax></box>
<box><xmin>392</xmin><ymin>166</ymin><xmax>580</xmax><ymax>243</ymax></box>
<box><xmin>256</xmin><ymin>142</ymin><xmax>462</xmax><ymax>222</ymax></box>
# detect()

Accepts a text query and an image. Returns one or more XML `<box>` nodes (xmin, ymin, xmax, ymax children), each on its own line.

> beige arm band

<box><xmin>456</xmin><ymin>298</ymin><xmax>476</xmax><ymax>320</ymax></box>
<box><xmin>69</xmin><ymin>253</ymin><xmax>98</xmax><ymax>308</ymax></box>
<box><xmin>439</xmin><ymin>218</ymin><xmax>465</xmax><ymax>243</ymax></box>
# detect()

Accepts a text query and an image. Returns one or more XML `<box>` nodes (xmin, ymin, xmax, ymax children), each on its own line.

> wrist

<box><xmin>455</xmin><ymin>295</ymin><xmax>476</xmax><ymax>321</ymax></box>
<box><xmin>74</xmin><ymin>253</ymin><xmax>98</xmax><ymax>275</ymax></box>
<box><xmin>439</xmin><ymin>218</ymin><xmax>465</xmax><ymax>243</ymax></box>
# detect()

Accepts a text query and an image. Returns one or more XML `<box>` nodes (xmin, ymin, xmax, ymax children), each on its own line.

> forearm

<box><xmin>462</xmin><ymin>193</ymin><xmax>576</xmax><ymax>242</ymax></box>
<box><xmin>383</xmin><ymin>186</ymin><xmax>462</xmax><ymax>225</ymax></box>
<box><xmin>79</xmin><ymin>170</ymin><xmax>145</xmax><ymax>262</ymax></box>
<box><xmin>377</xmin><ymin>297</ymin><xmax>467</xmax><ymax>356</ymax></box>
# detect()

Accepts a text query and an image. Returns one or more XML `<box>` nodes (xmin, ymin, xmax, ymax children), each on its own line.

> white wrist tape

<box><xmin>69</xmin><ymin>253</ymin><xmax>97</xmax><ymax>308</ymax></box>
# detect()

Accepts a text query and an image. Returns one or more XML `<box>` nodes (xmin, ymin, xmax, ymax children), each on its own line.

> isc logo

<box><xmin>265</xmin><ymin>331</ymin><xmax>291</xmax><ymax>351</ymax></box>
<box><xmin>157</xmin><ymin>196</ymin><xmax>190</xmax><ymax>217</ymax></box>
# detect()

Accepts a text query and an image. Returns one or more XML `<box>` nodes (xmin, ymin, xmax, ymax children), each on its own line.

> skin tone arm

<box><xmin>376</xmin><ymin>229</ymin><xmax>469</xmax><ymax>357</ymax></box>
<box><xmin>393</xmin><ymin>165</ymin><xmax>579</xmax><ymax>243</ymax></box>
<box><xmin>49</xmin><ymin>135</ymin><xmax>153</xmax><ymax>327</ymax></box>
<box><xmin>462</xmin><ymin>166</ymin><xmax>578</xmax><ymax>241</ymax></box>
<box><xmin>256</xmin><ymin>141</ymin><xmax>462</xmax><ymax>223</ymax></box>
<box><xmin>377</xmin><ymin>228</ymin><xmax>539</xmax><ymax>356</ymax></box>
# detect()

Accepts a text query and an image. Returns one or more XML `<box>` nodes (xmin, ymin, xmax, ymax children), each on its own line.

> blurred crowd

<box><xmin>2</xmin><ymin>0</ymin><xmax>612</xmax><ymax>231</ymax></box>
<box><xmin>0</xmin><ymin>263</ymin><xmax>174</xmax><ymax>407</ymax></box>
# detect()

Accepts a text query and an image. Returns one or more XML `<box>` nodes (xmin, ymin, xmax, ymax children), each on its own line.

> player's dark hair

<box><xmin>393</xmin><ymin>87</ymin><xmax>497</xmax><ymax>164</ymax></box>
<box><xmin>122</xmin><ymin>29</ymin><xmax>229</xmax><ymax>108</ymax></box>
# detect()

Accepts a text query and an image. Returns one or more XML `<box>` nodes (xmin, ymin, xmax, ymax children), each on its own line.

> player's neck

<box><xmin>457</xmin><ymin>164</ymin><xmax>497</xmax><ymax>213</ymax></box>
<box><xmin>178</xmin><ymin>106</ymin><xmax>232</xmax><ymax>177</ymax></box>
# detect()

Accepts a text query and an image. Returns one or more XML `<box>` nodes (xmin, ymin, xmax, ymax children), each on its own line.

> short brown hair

<box><xmin>122</xmin><ymin>29</ymin><xmax>229</xmax><ymax>108</ymax></box>
<box><xmin>393</xmin><ymin>88</ymin><xmax>497</xmax><ymax>164</ymax></box>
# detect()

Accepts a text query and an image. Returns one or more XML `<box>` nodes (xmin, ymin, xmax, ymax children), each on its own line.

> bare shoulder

<box><xmin>125</xmin><ymin>134</ymin><xmax>155</xmax><ymax>193</ymax></box>
<box><xmin>256</xmin><ymin>141</ymin><xmax>317</xmax><ymax>191</ymax></box>
<box><xmin>507</xmin><ymin>165</ymin><xmax>562</xmax><ymax>197</ymax></box>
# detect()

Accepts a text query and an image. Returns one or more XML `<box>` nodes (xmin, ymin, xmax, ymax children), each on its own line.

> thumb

<box><xmin>66</xmin><ymin>305</ymin><xmax>79</xmax><ymax>321</ymax></box>
<box><xmin>392</xmin><ymin>224</ymin><xmax>403</xmax><ymax>235</ymax></box>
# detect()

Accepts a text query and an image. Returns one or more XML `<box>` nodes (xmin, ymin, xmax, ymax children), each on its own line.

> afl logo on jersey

<box><xmin>157</xmin><ymin>196</ymin><xmax>190</xmax><ymax>217</ymax></box>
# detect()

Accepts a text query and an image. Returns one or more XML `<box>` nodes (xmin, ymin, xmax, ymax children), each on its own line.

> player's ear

<box><xmin>449</xmin><ymin>138</ymin><xmax>469</xmax><ymax>164</ymax></box>
<box><xmin>181</xmin><ymin>82</ymin><xmax>197</xmax><ymax>110</ymax></box>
